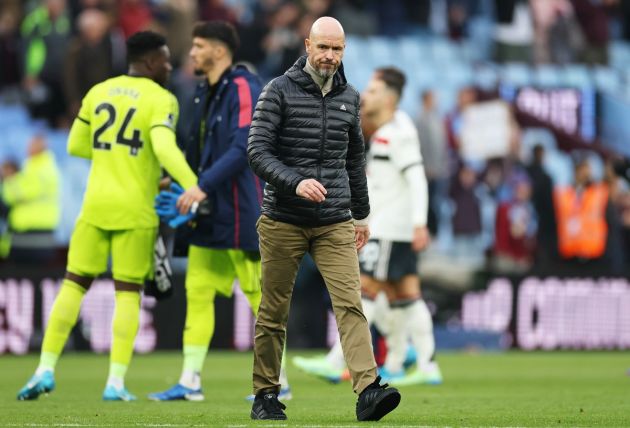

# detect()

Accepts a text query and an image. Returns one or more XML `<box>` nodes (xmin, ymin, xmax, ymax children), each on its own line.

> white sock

<box><xmin>35</xmin><ymin>366</ymin><xmax>54</xmax><ymax>376</ymax></box>
<box><xmin>179</xmin><ymin>370</ymin><xmax>201</xmax><ymax>390</ymax></box>
<box><xmin>361</xmin><ymin>297</ymin><xmax>377</xmax><ymax>325</ymax></box>
<box><xmin>106</xmin><ymin>375</ymin><xmax>124</xmax><ymax>390</ymax></box>
<box><xmin>373</xmin><ymin>292</ymin><xmax>391</xmax><ymax>335</ymax></box>
<box><xmin>383</xmin><ymin>307</ymin><xmax>407</xmax><ymax>374</ymax></box>
<box><xmin>325</xmin><ymin>338</ymin><xmax>346</xmax><ymax>370</ymax></box>
<box><xmin>405</xmin><ymin>299</ymin><xmax>435</xmax><ymax>372</ymax></box>
<box><xmin>279</xmin><ymin>365</ymin><xmax>289</xmax><ymax>389</ymax></box>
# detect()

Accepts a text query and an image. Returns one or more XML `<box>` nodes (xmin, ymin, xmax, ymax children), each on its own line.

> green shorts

<box><xmin>67</xmin><ymin>219</ymin><xmax>157</xmax><ymax>284</ymax></box>
<box><xmin>186</xmin><ymin>245</ymin><xmax>261</xmax><ymax>297</ymax></box>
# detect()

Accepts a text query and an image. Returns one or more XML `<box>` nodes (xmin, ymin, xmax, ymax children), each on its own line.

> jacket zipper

<box><xmin>317</xmin><ymin>94</ymin><xmax>326</xmax><ymax>220</ymax></box>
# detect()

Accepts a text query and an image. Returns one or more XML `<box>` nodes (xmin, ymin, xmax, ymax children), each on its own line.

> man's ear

<box><xmin>305</xmin><ymin>38</ymin><xmax>311</xmax><ymax>54</ymax></box>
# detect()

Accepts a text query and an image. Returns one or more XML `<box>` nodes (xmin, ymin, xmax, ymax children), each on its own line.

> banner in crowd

<box><xmin>0</xmin><ymin>267</ymin><xmax>337</xmax><ymax>355</ymax></box>
<box><xmin>2</xmin><ymin>268</ymin><xmax>629</xmax><ymax>354</ymax></box>
<box><xmin>462</xmin><ymin>276</ymin><xmax>630</xmax><ymax>350</ymax></box>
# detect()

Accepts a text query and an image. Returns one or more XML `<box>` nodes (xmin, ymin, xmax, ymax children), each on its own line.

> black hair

<box><xmin>192</xmin><ymin>21</ymin><xmax>240</xmax><ymax>56</ymax></box>
<box><xmin>375</xmin><ymin>66</ymin><xmax>406</xmax><ymax>99</ymax></box>
<box><xmin>126</xmin><ymin>31</ymin><xmax>167</xmax><ymax>64</ymax></box>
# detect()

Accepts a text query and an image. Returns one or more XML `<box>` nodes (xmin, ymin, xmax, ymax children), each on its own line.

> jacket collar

<box><xmin>285</xmin><ymin>55</ymin><xmax>347</xmax><ymax>95</ymax></box>
<box><xmin>196</xmin><ymin>64</ymin><xmax>250</xmax><ymax>94</ymax></box>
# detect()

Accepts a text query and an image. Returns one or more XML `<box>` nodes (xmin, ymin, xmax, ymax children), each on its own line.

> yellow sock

<box><xmin>109</xmin><ymin>290</ymin><xmax>140</xmax><ymax>381</ymax></box>
<box><xmin>182</xmin><ymin>286</ymin><xmax>215</xmax><ymax>373</ymax></box>
<box><xmin>40</xmin><ymin>280</ymin><xmax>86</xmax><ymax>370</ymax></box>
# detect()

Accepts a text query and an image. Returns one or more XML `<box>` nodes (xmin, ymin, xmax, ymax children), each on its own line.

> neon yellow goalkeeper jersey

<box><xmin>68</xmin><ymin>75</ymin><xmax>197</xmax><ymax>230</ymax></box>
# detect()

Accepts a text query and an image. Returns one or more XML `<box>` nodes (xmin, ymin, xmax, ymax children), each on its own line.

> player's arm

<box><xmin>392</xmin><ymin>133</ymin><xmax>430</xmax><ymax>250</ymax></box>
<box><xmin>151</xmin><ymin>126</ymin><xmax>197</xmax><ymax>190</ymax></box>
<box><xmin>150</xmin><ymin>92</ymin><xmax>197</xmax><ymax>190</ymax></box>
<box><xmin>67</xmin><ymin>92</ymin><xmax>93</xmax><ymax>159</ymax></box>
<box><xmin>196</xmin><ymin>78</ymin><xmax>256</xmax><ymax>194</ymax></box>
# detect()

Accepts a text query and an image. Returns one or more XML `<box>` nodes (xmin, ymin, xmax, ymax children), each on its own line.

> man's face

<box><xmin>190</xmin><ymin>37</ymin><xmax>221</xmax><ymax>76</ymax></box>
<box><xmin>361</xmin><ymin>77</ymin><xmax>389</xmax><ymax>116</ymax></box>
<box><xmin>305</xmin><ymin>32</ymin><xmax>344</xmax><ymax>79</ymax></box>
<box><xmin>151</xmin><ymin>46</ymin><xmax>173</xmax><ymax>87</ymax></box>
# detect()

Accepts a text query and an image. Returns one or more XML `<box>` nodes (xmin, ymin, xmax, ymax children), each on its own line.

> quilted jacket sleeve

<box><xmin>247</xmin><ymin>79</ymin><xmax>304</xmax><ymax>195</ymax></box>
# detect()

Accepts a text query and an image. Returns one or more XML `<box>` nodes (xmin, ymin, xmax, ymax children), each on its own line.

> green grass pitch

<box><xmin>1</xmin><ymin>351</ymin><xmax>628</xmax><ymax>427</ymax></box>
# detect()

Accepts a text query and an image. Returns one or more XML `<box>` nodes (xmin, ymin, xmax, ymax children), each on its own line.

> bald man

<box><xmin>247</xmin><ymin>17</ymin><xmax>401</xmax><ymax>421</ymax></box>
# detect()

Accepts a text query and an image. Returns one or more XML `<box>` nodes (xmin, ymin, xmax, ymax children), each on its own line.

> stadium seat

<box><xmin>501</xmin><ymin>63</ymin><xmax>533</xmax><ymax>87</ymax></box>
<box><xmin>474</xmin><ymin>64</ymin><xmax>499</xmax><ymax>90</ymax></box>
<box><xmin>592</xmin><ymin>66</ymin><xmax>621</xmax><ymax>93</ymax></box>
<box><xmin>609</xmin><ymin>41</ymin><xmax>630</xmax><ymax>72</ymax></box>
<box><xmin>534</xmin><ymin>65</ymin><xmax>562</xmax><ymax>88</ymax></box>
<box><xmin>367</xmin><ymin>37</ymin><xmax>397</xmax><ymax>67</ymax></box>
<box><xmin>562</xmin><ymin>65</ymin><xmax>592</xmax><ymax>89</ymax></box>
<box><xmin>0</xmin><ymin>104</ymin><xmax>30</xmax><ymax>128</ymax></box>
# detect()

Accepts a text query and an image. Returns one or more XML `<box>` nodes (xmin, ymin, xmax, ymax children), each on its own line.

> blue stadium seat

<box><xmin>367</xmin><ymin>37</ymin><xmax>397</xmax><ymax>67</ymax></box>
<box><xmin>398</xmin><ymin>36</ymin><xmax>428</xmax><ymax>66</ymax></box>
<box><xmin>544</xmin><ymin>150</ymin><xmax>574</xmax><ymax>186</ymax></box>
<box><xmin>562</xmin><ymin>65</ymin><xmax>592</xmax><ymax>88</ymax></box>
<box><xmin>430</xmin><ymin>38</ymin><xmax>460</xmax><ymax>63</ymax></box>
<box><xmin>342</xmin><ymin>35</ymin><xmax>366</xmax><ymax>67</ymax></box>
<box><xmin>474</xmin><ymin>64</ymin><xmax>499</xmax><ymax>90</ymax></box>
<box><xmin>609</xmin><ymin>41</ymin><xmax>630</xmax><ymax>72</ymax></box>
<box><xmin>534</xmin><ymin>65</ymin><xmax>562</xmax><ymax>88</ymax></box>
<box><xmin>0</xmin><ymin>104</ymin><xmax>30</xmax><ymax>128</ymax></box>
<box><xmin>501</xmin><ymin>63</ymin><xmax>533</xmax><ymax>87</ymax></box>
<box><xmin>442</xmin><ymin>62</ymin><xmax>474</xmax><ymax>89</ymax></box>
<box><xmin>592</xmin><ymin>66</ymin><xmax>621</xmax><ymax>93</ymax></box>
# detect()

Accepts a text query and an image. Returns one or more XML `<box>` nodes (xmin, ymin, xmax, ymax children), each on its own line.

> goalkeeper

<box><xmin>148</xmin><ymin>21</ymin><xmax>291</xmax><ymax>402</ymax></box>
<box><xmin>17</xmin><ymin>31</ymin><xmax>202</xmax><ymax>401</ymax></box>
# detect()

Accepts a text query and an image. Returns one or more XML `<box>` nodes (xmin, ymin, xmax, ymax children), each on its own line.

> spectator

<box><xmin>554</xmin><ymin>157</ymin><xmax>616</xmax><ymax>273</ymax></box>
<box><xmin>492</xmin><ymin>171</ymin><xmax>537</xmax><ymax>274</ymax></box>
<box><xmin>0</xmin><ymin>7</ymin><xmax>21</xmax><ymax>92</ymax></box>
<box><xmin>493</xmin><ymin>0</ymin><xmax>534</xmax><ymax>62</ymax></box>
<box><xmin>0</xmin><ymin>135</ymin><xmax>61</xmax><ymax>265</ymax></box>
<box><xmin>571</xmin><ymin>0</ymin><xmax>616</xmax><ymax>65</ymax></box>
<box><xmin>449</xmin><ymin>162</ymin><xmax>483</xmax><ymax>262</ymax></box>
<box><xmin>64</xmin><ymin>8</ymin><xmax>125</xmax><ymax>118</ymax></box>
<box><xmin>21</xmin><ymin>0</ymin><xmax>72</xmax><ymax>126</ymax></box>
<box><xmin>526</xmin><ymin>144</ymin><xmax>558</xmax><ymax>268</ymax></box>
<box><xmin>0</xmin><ymin>160</ymin><xmax>18</xmax><ymax>260</ymax></box>
<box><xmin>530</xmin><ymin>0</ymin><xmax>583</xmax><ymax>64</ymax></box>
<box><xmin>417</xmin><ymin>89</ymin><xmax>448</xmax><ymax>236</ymax></box>
<box><xmin>117</xmin><ymin>0</ymin><xmax>152</xmax><ymax>38</ymax></box>
<box><xmin>199</xmin><ymin>0</ymin><xmax>238</xmax><ymax>24</ymax></box>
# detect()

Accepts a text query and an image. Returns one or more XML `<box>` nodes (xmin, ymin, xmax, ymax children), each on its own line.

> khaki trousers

<box><xmin>252</xmin><ymin>215</ymin><xmax>377</xmax><ymax>395</ymax></box>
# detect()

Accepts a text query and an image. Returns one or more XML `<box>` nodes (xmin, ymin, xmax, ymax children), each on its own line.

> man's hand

<box><xmin>412</xmin><ymin>226</ymin><xmax>430</xmax><ymax>252</ymax></box>
<box><xmin>176</xmin><ymin>185</ymin><xmax>207</xmax><ymax>214</ymax></box>
<box><xmin>355</xmin><ymin>224</ymin><xmax>370</xmax><ymax>251</ymax></box>
<box><xmin>296</xmin><ymin>179</ymin><xmax>327</xmax><ymax>203</ymax></box>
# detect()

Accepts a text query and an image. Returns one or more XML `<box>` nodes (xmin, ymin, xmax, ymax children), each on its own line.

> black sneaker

<box><xmin>356</xmin><ymin>376</ymin><xmax>401</xmax><ymax>421</ymax></box>
<box><xmin>251</xmin><ymin>391</ymin><xmax>287</xmax><ymax>420</ymax></box>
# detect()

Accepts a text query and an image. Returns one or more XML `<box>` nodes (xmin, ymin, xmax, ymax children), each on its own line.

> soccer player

<box><xmin>148</xmin><ymin>21</ymin><xmax>291</xmax><ymax>402</ymax></box>
<box><xmin>294</xmin><ymin>67</ymin><xmax>442</xmax><ymax>386</ymax></box>
<box><xmin>359</xmin><ymin>67</ymin><xmax>441</xmax><ymax>385</ymax></box>
<box><xmin>17</xmin><ymin>31</ymin><xmax>202</xmax><ymax>401</ymax></box>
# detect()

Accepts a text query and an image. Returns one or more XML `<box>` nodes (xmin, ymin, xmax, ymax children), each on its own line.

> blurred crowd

<box><xmin>413</xmin><ymin>86</ymin><xmax>630</xmax><ymax>278</ymax></box>
<box><xmin>3</xmin><ymin>0</ymin><xmax>630</xmax><ymax>278</ymax></box>
<box><xmin>3</xmin><ymin>1</ymin><xmax>630</xmax><ymax>127</ymax></box>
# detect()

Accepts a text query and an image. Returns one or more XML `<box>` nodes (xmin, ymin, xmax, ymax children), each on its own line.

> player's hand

<box><xmin>176</xmin><ymin>185</ymin><xmax>207</xmax><ymax>214</ymax></box>
<box><xmin>412</xmin><ymin>226</ymin><xmax>431</xmax><ymax>252</ymax></box>
<box><xmin>355</xmin><ymin>225</ymin><xmax>370</xmax><ymax>251</ymax></box>
<box><xmin>296</xmin><ymin>179</ymin><xmax>327</xmax><ymax>203</ymax></box>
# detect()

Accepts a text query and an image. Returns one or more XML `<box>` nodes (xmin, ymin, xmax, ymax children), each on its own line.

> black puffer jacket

<box><xmin>247</xmin><ymin>56</ymin><xmax>369</xmax><ymax>227</ymax></box>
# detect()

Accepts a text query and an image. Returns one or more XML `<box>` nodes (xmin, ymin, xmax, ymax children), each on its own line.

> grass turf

<box><xmin>1</xmin><ymin>351</ymin><xmax>628</xmax><ymax>427</ymax></box>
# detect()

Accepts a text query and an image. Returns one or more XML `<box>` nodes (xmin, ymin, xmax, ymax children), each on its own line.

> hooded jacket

<box><xmin>247</xmin><ymin>55</ymin><xmax>369</xmax><ymax>227</ymax></box>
